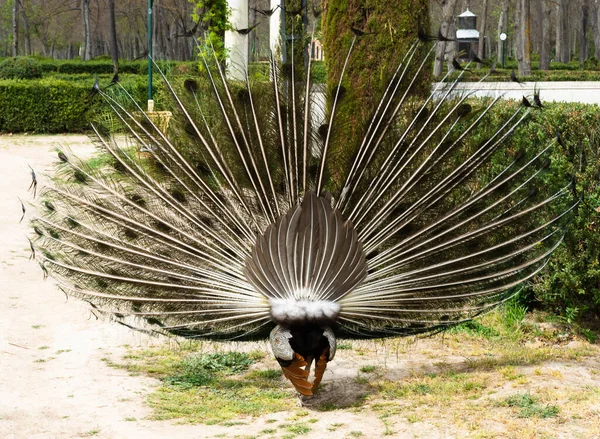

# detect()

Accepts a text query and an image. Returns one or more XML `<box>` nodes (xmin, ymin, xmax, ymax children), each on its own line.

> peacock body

<box><xmin>27</xmin><ymin>17</ymin><xmax>573</xmax><ymax>396</ymax></box>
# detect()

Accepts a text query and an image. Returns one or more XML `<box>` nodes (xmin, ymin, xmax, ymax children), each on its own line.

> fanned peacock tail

<box><xmin>27</xmin><ymin>15</ymin><xmax>575</xmax><ymax>395</ymax></box>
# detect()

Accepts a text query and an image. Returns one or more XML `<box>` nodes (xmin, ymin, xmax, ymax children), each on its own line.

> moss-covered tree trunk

<box><xmin>320</xmin><ymin>0</ymin><xmax>429</xmax><ymax>189</ymax></box>
<box><xmin>323</xmin><ymin>0</ymin><xmax>428</xmax><ymax>100</ymax></box>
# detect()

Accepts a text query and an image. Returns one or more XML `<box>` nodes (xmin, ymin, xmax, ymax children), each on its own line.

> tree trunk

<box><xmin>108</xmin><ymin>0</ymin><xmax>119</xmax><ymax>73</ymax></box>
<box><xmin>19</xmin><ymin>1</ymin><xmax>31</xmax><ymax>56</ymax></box>
<box><xmin>594</xmin><ymin>0</ymin><xmax>600</xmax><ymax>59</ymax></box>
<box><xmin>580</xmin><ymin>2</ymin><xmax>589</xmax><ymax>64</ymax></box>
<box><xmin>556</xmin><ymin>0</ymin><xmax>569</xmax><ymax>63</ymax></box>
<box><xmin>539</xmin><ymin>0</ymin><xmax>551</xmax><ymax>70</ymax></box>
<box><xmin>497</xmin><ymin>1</ymin><xmax>508</xmax><ymax>65</ymax></box>
<box><xmin>517</xmin><ymin>0</ymin><xmax>532</xmax><ymax>75</ymax></box>
<box><xmin>323</xmin><ymin>0</ymin><xmax>429</xmax><ymax>189</ymax></box>
<box><xmin>476</xmin><ymin>0</ymin><xmax>489</xmax><ymax>67</ymax></box>
<box><xmin>12</xmin><ymin>0</ymin><xmax>19</xmax><ymax>56</ymax></box>
<box><xmin>81</xmin><ymin>0</ymin><xmax>92</xmax><ymax>60</ymax></box>
<box><xmin>153</xmin><ymin>0</ymin><xmax>161</xmax><ymax>60</ymax></box>
<box><xmin>433</xmin><ymin>0</ymin><xmax>458</xmax><ymax>78</ymax></box>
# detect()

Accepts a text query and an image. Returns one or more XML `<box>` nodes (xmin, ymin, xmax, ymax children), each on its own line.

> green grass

<box><xmin>502</xmin><ymin>393</ymin><xmax>560</xmax><ymax>419</ymax></box>
<box><xmin>101</xmin><ymin>305</ymin><xmax>597</xmax><ymax>428</ymax></box>
<box><xmin>377</xmin><ymin>371</ymin><xmax>487</xmax><ymax>401</ymax></box>
<box><xmin>286</xmin><ymin>423</ymin><xmax>311</xmax><ymax>434</ymax></box>
<box><xmin>163</xmin><ymin>351</ymin><xmax>256</xmax><ymax>389</ymax></box>
<box><xmin>327</xmin><ymin>422</ymin><xmax>344</xmax><ymax>431</ymax></box>
<box><xmin>106</xmin><ymin>346</ymin><xmax>292</xmax><ymax>424</ymax></box>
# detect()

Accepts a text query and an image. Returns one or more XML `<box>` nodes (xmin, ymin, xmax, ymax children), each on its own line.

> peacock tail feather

<box><xmin>26</xmin><ymin>11</ymin><xmax>575</xmax><ymax>394</ymax></box>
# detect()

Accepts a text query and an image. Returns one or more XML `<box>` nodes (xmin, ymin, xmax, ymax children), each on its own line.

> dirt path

<box><xmin>0</xmin><ymin>135</ymin><xmax>206</xmax><ymax>438</ymax></box>
<box><xmin>1</xmin><ymin>135</ymin><xmax>599</xmax><ymax>439</ymax></box>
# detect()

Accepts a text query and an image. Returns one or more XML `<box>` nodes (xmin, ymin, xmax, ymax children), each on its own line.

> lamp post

<box><xmin>499</xmin><ymin>32</ymin><xmax>507</xmax><ymax>69</ymax></box>
<box><xmin>147</xmin><ymin>0</ymin><xmax>154</xmax><ymax>111</ymax></box>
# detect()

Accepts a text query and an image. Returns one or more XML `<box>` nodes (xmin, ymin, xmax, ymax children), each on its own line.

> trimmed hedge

<box><xmin>0</xmin><ymin>79</ymin><xmax>93</xmax><ymax>132</ymax></box>
<box><xmin>35</xmin><ymin>59</ymin><xmax>199</xmax><ymax>76</ymax></box>
<box><xmin>0</xmin><ymin>57</ymin><xmax>43</xmax><ymax>79</ymax></box>
<box><xmin>450</xmin><ymin>68</ymin><xmax>600</xmax><ymax>83</ymax></box>
<box><xmin>0</xmin><ymin>76</ymin><xmax>152</xmax><ymax>133</ymax></box>
<box><xmin>472</xmin><ymin>100</ymin><xmax>600</xmax><ymax>325</ymax></box>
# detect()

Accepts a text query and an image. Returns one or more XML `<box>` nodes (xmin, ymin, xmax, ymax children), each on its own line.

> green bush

<box><xmin>30</xmin><ymin>59</ymin><xmax>198</xmax><ymax>76</ymax></box>
<box><xmin>479</xmin><ymin>101</ymin><xmax>600</xmax><ymax>325</ymax></box>
<box><xmin>0</xmin><ymin>57</ymin><xmax>43</xmax><ymax>79</ymax></box>
<box><xmin>0</xmin><ymin>75</ymin><xmax>154</xmax><ymax>133</ymax></box>
<box><xmin>0</xmin><ymin>78</ymin><xmax>95</xmax><ymax>132</ymax></box>
<box><xmin>311</xmin><ymin>61</ymin><xmax>326</xmax><ymax>83</ymax></box>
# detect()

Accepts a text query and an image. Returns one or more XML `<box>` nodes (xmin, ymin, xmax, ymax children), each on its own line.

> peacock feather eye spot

<box><xmin>330</xmin><ymin>85</ymin><xmax>346</xmax><ymax>100</ymax></box>
<box><xmin>146</xmin><ymin>317</ymin><xmax>164</xmax><ymax>327</ymax></box>
<box><xmin>155</xmin><ymin>221</ymin><xmax>171</xmax><ymax>233</ymax></box>
<box><xmin>318</xmin><ymin>124</ymin><xmax>329</xmax><ymax>140</ymax></box>
<box><xmin>171</xmin><ymin>188</ymin><xmax>186</xmax><ymax>203</ymax></box>
<box><xmin>236</xmin><ymin>88</ymin><xmax>251</xmax><ymax>104</ymax></box>
<box><xmin>456</xmin><ymin>104</ymin><xmax>472</xmax><ymax>117</ymax></box>
<box><xmin>113</xmin><ymin>160</ymin><xmax>127</xmax><ymax>173</ymax></box>
<box><xmin>123</xmin><ymin>229</ymin><xmax>138</xmax><ymax>240</ymax></box>
<box><xmin>43</xmin><ymin>251</ymin><xmax>55</xmax><ymax>261</ymax></box>
<box><xmin>66</xmin><ymin>218</ymin><xmax>79</xmax><ymax>228</ymax></box>
<box><xmin>128</xmin><ymin>194</ymin><xmax>146</xmax><ymax>207</ymax></box>
<box><xmin>44</xmin><ymin>201</ymin><xmax>55</xmax><ymax>211</ymax></box>
<box><xmin>97</xmin><ymin>242</ymin><xmax>110</xmax><ymax>252</ymax></box>
<box><xmin>73</xmin><ymin>170</ymin><xmax>87</xmax><ymax>183</ymax></box>
<box><xmin>184</xmin><ymin>78</ymin><xmax>198</xmax><ymax>93</ymax></box>
<box><xmin>185</xmin><ymin>122</ymin><xmax>196</xmax><ymax>136</ymax></box>
<box><xmin>514</xmin><ymin>149</ymin><xmax>526</xmax><ymax>161</ymax></box>
<box><xmin>195</xmin><ymin>162</ymin><xmax>211</xmax><ymax>177</ymax></box>
<box><xmin>154</xmin><ymin>161</ymin><xmax>168</xmax><ymax>175</ymax></box>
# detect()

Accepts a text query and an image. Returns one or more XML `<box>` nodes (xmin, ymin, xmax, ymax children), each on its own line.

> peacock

<box><xmin>26</xmin><ymin>15</ymin><xmax>574</xmax><ymax>397</ymax></box>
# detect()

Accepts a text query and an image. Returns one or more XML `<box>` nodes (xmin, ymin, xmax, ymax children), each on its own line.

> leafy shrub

<box><xmin>480</xmin><ymin>101</ymin><xmax>600</xmax><ymax>324</ymax></box>
<box><xmin>311</xmin><ymin>61</ymin><xmax>326</xmax><ymax>83</ymax></box>
<box><xmin>0</xmin><ymin>57</ymin><xmax>43</xmax><ymax>79</ymax></box>
<box><xmin>20</xmin><ymin>59</ymin><xmax>197</xmax><ymax>76</ymax></box>
<box><xmin>0</xmin><ymin>78</ymin><xmax>93</xmax><ymax>132</ymax></box>
<box><xmin>0</xmin><ymin>75</ymin><xmax>153</xmax><ymax>132</ymax></box>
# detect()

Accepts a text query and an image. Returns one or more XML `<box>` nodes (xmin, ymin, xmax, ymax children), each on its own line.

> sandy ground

<box><xmin>0</xmin><ymin>135</ymin><xmax>212</xmax><ymax>439</ymax></box>
<box><xmin>1</xmin><ymin>134</ymin><xmax>600</xmax><ymax>439</ymax></box>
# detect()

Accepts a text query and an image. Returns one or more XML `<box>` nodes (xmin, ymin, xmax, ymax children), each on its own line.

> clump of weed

<box><xmin>359</xmin><ymin>365</ymin><xmax>378</xmax><ymax>373</ymax></box>
<box><xmin>164</xmin><ymin>352</ymin><xmax>256</xmax><ymax>389</ymax></box>
<box><xmin>502</xmin><ymin>393</ymin><xmax>560</xmax><ymax>418</ymax></box>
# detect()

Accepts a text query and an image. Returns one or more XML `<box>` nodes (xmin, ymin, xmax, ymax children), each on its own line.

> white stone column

<box><xmin>269</xmin><ymin>0</ymin><xmax>282</xmax><ymax>57</ymax></box>
<box><xmin>224</xmin><ymin>0</ymin><xmax>248</xmax><ymax>80</ymax></box>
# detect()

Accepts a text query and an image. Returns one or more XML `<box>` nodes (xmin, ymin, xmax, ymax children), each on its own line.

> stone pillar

<box><xmin>224</xmin><ymin>0</ymin><xmax>248</xmax><ymax>80</ymax></box>
<box><xmin>270</xmin><ymin>0</ymin><xmax>282</xmax><ymax>56</ymax></box>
